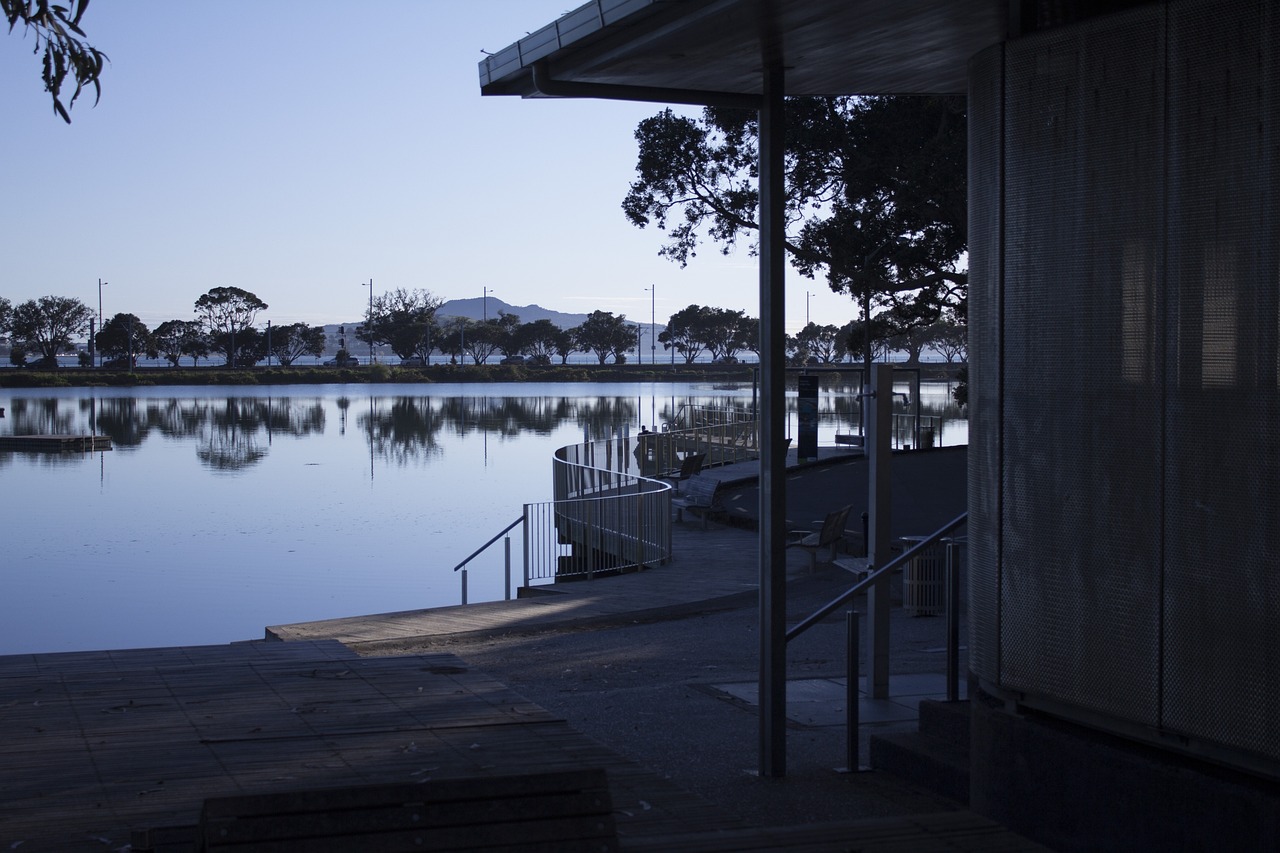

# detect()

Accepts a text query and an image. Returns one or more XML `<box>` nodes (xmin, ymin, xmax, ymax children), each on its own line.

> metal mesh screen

<box><xmin>975</xmin><ymin>0</ymin><xmax>1280</xmax><ymax>771</ymax></box>
<box><xmin>1161</xmin><ymin>0</ymin><xmax>1280</xmax><ymax>761</ymax></box>
<box><xmin>967</xmin><ymin>43</ymin><xmax>1004</xmax><ymax>685</ymax></box>
<box><xmin>998</xmin><ymin>7</ymin><xmax>1165</xmax><ymax>722</ymax></box>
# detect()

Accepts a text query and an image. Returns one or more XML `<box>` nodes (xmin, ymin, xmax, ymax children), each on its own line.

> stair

<box><xmin>869</xmin><ymin>698</ymin><xmax>971</xmax><ymax>804</ymax></box>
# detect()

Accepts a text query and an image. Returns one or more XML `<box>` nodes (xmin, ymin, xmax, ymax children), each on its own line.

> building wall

<box><xmin>969</xmin><ymin>0</ymin><xmax>1279</xmax><ymax>787</ymax></box>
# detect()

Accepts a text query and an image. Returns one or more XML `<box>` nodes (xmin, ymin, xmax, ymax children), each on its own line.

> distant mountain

<box><xmin>316</xmin><ymin>299</ymin><xmax>662</xmax><ymax>355</ymax></box>
<box><xmin>437</xmin><ymin>298</ymin><xmax>588</xmax><ymax>328</ymax></box>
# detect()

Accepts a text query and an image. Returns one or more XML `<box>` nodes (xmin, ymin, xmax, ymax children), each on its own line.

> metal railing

<box><xmin>452</xmin><ymin>515</ymin><xmax>523</xmax><ymax>604</ymax></box>
<box><xmin>786</xmin><ymin>511</ymin><xmax>968</xmax><ymax>770</ymax></box>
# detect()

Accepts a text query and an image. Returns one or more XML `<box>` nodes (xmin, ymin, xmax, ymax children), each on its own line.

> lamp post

<box><xmin>97</xmin><ymin>279</ymin><xmax>107</xmax><ymax>367</ymax></box>
<box><xmin>362</xmin><ymin>279</ymin><xmax>373</xmax><ymax>364</ymax></box>
<box><xmin>805</xmin><ymin>290</ymin><xmax>811</xmax><ymax>326</ymax></box>
<box><xmin>483</xmin><ymin>286</ymin><xmax>494</xmax><ymax>321</ymax></box>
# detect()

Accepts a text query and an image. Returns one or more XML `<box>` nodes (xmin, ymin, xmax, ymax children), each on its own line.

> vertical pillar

<box><xmin>866</xmin><ymin>363</ymin><xmax>893</xmax><ymax>698</ymax></box>
<box><xmin>757</xmin><ymin>60</ymin><xmax>788</xmax><ymax>778</ymax></box>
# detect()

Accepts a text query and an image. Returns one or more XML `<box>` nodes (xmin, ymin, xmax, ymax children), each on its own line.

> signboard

<box><xmin>797</xmin><ymin>374</ymin><xmax>819</xmax><ymax>460</ymax></box>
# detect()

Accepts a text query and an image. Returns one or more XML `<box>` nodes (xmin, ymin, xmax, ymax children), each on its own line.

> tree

<box><xmin>463</xmin><ymin>319</ymin><xmax>502</xmax><ymax>365</ymax></box>
<box><xmin>493</xmin><ymin>312</ymin><xmax>523</xmax><ymax>359</ymax></box>
<box><xmin>9</xmin><ymin>295</ymin><xmax>92</xmax><ymax>365</ymax></box>
<box><xmin>793</xmin><ymin>323</ymin><xmax>842</xmax><ymax>363</ymax></box>
<box><xmin>3</xmin><ymin>0</ymin><xmax>107</xmax><ymax>123</ymax></box>
<box><xmin>211</xmin><ymin>326</ymin><xmax>264</xmax><ymax>368</ymax></box>
<box><xmin>194</xmin><ymin>287</ymin><xmax>267</xmax><ymax>367</ymax></box>
<box><xmin>932</xmin><ymin>320</ymin><xmax>968</xmax><ymax>364</ymax></box>
<box><xmin>516</xmin><ymin>319</ymin><xmax>565</xmax><ymax>363</ymax></box>
<box><xmin>436</xmin><ymin>316</ymin><xmax>467</xmax><ymax>364</ymax></box>
<box><xmin>95</xmin><ymin>312</ymin><xmax>154</xmax><ymax>365</ymax></box>
<box><xmin>624</xmin><ymin>96</ymin><xmax>967</xmax><ymax>370</ymax></box>
<box><xmin>153</xmin><ymin>320</ymin><xmax>209</xmax><ymax>367</ymax></box>
<box><xmin>357</xmin><ymin>288</ymin><xmax>444</xmax><ymax>361</ymax></box>
<box><xmin>267</xmin><ymin>322</ymin><xmax>325</xmax><ymax>366</ymax></box>
<box><xmin>574</xmin><ymin>311</ymin><xmax>633</xmax><ymax>364</ymax></box>
<box><xmin>0</xmin><ymin>295</ymin><xmax>11</xmax><ymax>340</ymax></box>
<box><xmin>700</xmin><ymin>307</ymin><xmax>752</xmax><ymax>362</ymax></box>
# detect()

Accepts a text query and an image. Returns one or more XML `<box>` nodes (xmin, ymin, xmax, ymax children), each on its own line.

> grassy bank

<box><xmin>0</xmin><ymin>361</ymin><xmax>963</xmax><ymax>389</ymax></box>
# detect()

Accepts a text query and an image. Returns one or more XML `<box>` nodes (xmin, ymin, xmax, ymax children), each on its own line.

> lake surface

<box><xmin>0</xmin><ymin>380</ymin><xmax>965</xmax><ymax>655</ymax></box>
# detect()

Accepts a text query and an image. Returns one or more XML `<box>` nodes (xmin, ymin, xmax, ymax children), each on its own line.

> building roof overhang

<box><xmin>479</xmin><ymin>0</ymin><xmax>1009</xmax><ymax>102</ymax></box>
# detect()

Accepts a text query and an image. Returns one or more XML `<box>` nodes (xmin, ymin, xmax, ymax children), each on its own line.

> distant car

<box><xmin>526</xmin><ymin>354</ymin><xmax>552</xmax><ymax>366</ymax></box>
<box><xmin>499</xmin><ymin>355</ymin><xmax>526</xmax><ymax>365</ymax></box>
<box><xmin>714</xmin><ymin>356</ymin><xmax>739</xmax><ymax>364</ymax></box>
<box><xmin>324</xmin><ymin>355</ymin><xmax>360</xmax><ymax>367</ymax></box>
<box><xmin>399</xmin><ymin>356</ymin><xmax>428</xmax><ymax>367</ymax></box>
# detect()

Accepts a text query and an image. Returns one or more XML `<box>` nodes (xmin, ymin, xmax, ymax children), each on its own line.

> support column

<box><xmin>866</xmin><ymin>363</ymin><xmax>893</xmax><ymax>698</ymax></box>
<box><xmin>757</xmin><ymin>60</ymin><xmax>788</xmax><ymax>778</ymax></box>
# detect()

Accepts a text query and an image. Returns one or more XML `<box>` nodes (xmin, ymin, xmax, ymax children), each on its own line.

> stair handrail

<box><xmin>452</xmin><ymin>515</ymin><xmax>524</xmax><ymax>573</ymax></box>
<box><xmin>786</xmin><ymin>511</ymin><xmax>968</xmax><ymax>643</ymax></box>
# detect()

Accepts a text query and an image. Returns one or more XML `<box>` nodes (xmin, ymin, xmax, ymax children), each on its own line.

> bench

<box><xmin>192</xmin><ymin>768</ymin><xmax>617</xmax><ymax>852</ymax></box>
<box><xmin>787</xmin><ymin>504</ymin><xmax>854</xmax><ymax>572</ymax></box>
<box><xmin>671</xmin><ymin>475</ymin><xmax>724</xmax><ymax>529</ymax></box>
<box><xmin>659</xmin><ymin>451</ymin><xmax>705</xmax><ymax>491</ymax></box>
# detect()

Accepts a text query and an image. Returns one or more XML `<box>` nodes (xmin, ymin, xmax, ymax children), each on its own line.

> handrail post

<box><xmin>946</xmin><ymin>540</ymin><xmax>960</xmax><ymax>702</ymax></box>
<box><xmin>461</xmin><ymin>566</ymin><xmax>468</xmax><ymax>606</ymax></box>
<box><xmin>504</xmin><ymin>536</ymin><xmax>512</xmax><ymax>601</ymax></box>
<box><xmin>523</xmin><ymin>504</ymin><xmax>531</xmax><ymax>589</ymax></box>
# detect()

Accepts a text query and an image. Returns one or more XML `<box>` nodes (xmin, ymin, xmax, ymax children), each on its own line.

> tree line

<box><xmin>0</xmin><ymin>286</ymin><xmax>966</xmax><ymax>369</ymax></box>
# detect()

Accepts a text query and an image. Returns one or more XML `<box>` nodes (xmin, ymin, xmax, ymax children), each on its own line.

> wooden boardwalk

<box><xmin>0</xmin><ymin>639</ymin><xmax>739</xmax><ymax>849</ymax></box>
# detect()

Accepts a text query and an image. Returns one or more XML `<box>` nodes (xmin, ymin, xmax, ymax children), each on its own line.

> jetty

<box><xmin>0</xmin><ymin>434</ymin><xmax>112</xmax><ymax>452</ymax></box>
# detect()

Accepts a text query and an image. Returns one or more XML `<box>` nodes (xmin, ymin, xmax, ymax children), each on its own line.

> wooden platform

<box><xmin>0</xmin><ymin>640</ymin><xmax>738</xmax><ymax>849</ymax></box>
<box><xmin>0</xmin><ymin>434</ymin><xmax>112</xmax><ymax>452</ymax></box>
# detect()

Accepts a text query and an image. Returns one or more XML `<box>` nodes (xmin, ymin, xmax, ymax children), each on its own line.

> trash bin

<box><xmin>900</xmin><ymin>535</ymin><xmax>944</xmax><ymax>616</ymax></box>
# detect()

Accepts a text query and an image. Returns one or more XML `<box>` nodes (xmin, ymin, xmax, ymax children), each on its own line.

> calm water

<box><xmin>0</xmin><ymin>380</ymin><xmax>965</xmax><ymax>655</ymax></box>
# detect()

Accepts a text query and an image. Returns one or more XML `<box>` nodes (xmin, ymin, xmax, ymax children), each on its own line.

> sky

<box><xmin>1</xmin><ymin>1</ymin><xmax>855</xmax><ymax>334</ymax></box>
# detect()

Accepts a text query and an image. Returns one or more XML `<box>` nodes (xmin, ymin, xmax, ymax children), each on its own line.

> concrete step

<box><xmin>869</xmin><ymin>699</ymin><xmax>971</xmax><ymax>804</ymax></box>
<box><xmin>918</xmin><ymin>697</ymin><xmax>971</xmax><ymax>743</ymax></box>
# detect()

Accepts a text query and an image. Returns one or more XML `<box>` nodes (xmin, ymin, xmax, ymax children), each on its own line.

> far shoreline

<box><xmin>0</xmin><ymin>361</ymin><xmax>963</xmax><ymax>390</ymax></box>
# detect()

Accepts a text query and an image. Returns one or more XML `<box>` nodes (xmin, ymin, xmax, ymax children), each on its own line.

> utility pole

<box><xmin>363</xmin><ymin>279</ymin><xmax>374</xmax><ymax>364</ymax></box>
<box><xmin>97</xmin><ymin>279</ymin><xmax>107</xmax><ymax>367</ymax></box>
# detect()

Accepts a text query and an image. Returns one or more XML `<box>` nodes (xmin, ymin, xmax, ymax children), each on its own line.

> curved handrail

<box><xmin>452</xmin><ymin>515</ymin><xmax>523</xmax><ymax>572</ymax></box>
<box><xmin>786</xmin><ymin>511</ymin><xmax>968</xmax><ymax>643</ymax></box>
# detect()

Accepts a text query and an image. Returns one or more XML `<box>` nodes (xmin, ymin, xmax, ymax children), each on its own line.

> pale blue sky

<box><xmin>2</xmin><ymin>1</ymin><xmax>853</xmax><ymax>333</ymax></box>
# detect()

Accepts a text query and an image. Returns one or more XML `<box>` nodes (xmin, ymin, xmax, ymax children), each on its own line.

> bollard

<box><xmin>843</xmin><ymin>609</ymin><xmax>861</xmax><ymax>773</ymax></box>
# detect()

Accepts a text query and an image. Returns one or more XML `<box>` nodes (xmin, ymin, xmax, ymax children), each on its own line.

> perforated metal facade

<box><xmin>969</xmin><ymin>0</ymin><xmax>1280</xmax><ymax>774</ymax></box>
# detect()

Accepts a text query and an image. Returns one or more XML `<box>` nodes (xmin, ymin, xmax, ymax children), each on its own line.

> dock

<box><xmin>0</xmin><ymin>434</ymin><xmax>112</xmax><ymax>452</ymax></box>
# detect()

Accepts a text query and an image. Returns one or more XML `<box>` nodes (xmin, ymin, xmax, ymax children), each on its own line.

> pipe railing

<box><xmin>452</xmin><ymin>515</ymin><xmax>523</xmax><ymax>604</ymax></box>
<box><xmin>786</xmin><ymin>511</ymin><xmax>968</xmax><ymax>770</ymax></box>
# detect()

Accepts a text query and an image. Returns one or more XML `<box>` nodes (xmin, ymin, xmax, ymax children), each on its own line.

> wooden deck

<box><xmin>0</xmin><ymin>639</ymin><xmax>739</xmax><ymax>849</ymax></box>
<box><xmin>0</xmin><ymin>434</ymin><xmax>112</xmax><ymax>452</ymax></box>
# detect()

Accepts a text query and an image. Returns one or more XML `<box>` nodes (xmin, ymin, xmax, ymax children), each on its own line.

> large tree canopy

<box><xmin>9</xmin><ymin>295</ymin><xmax>91</xmax><ymax>364</ymax></box>
<box><xmin>574</xmin><ymin>311</ymin><xmax>634</xmax><ymax>365</ymax></box>
<box><xmin>194</xmin><ymin>286</ymin><xmax>267</xmax><ymax>367</ymax></box>
<box><xmin>3</xmin><ymin>0</ymin><xmax>107</xmax><ymax>122</ymax></box>
<box><xmin>357</xmin><ymin>287</ymin><xmax>444</xmax><ymax>361</ymax></box>
<box><xmin>624</xmin><ymin>95</ymin><xmax>967</xmax><ymax>365</ymax></box>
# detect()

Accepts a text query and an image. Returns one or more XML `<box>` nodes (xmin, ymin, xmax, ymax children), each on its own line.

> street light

<box><xmin>97</xmin><ymin>278</ymin><xmax>107</xmax><ymax>367</ymax></box>
<box><xmin>483</xmin><ymin>286</ymin><xmax>494</xmax><ymax>321</ymax></box>
<box><xmin>362</xmin><ymin>279</ymin><xmax>373</xmax><ymax>364</ymax></box>
<box><xmin>805</xmin><ymin>290</ymin><xmax>811</xmax><ymax>326</ymax></box>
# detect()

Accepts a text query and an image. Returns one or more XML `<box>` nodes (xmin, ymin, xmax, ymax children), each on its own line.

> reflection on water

<box><xmin>0</xmin><ymin>381</ymin><xmax>965</xmax><ymax>654</ymax></box>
